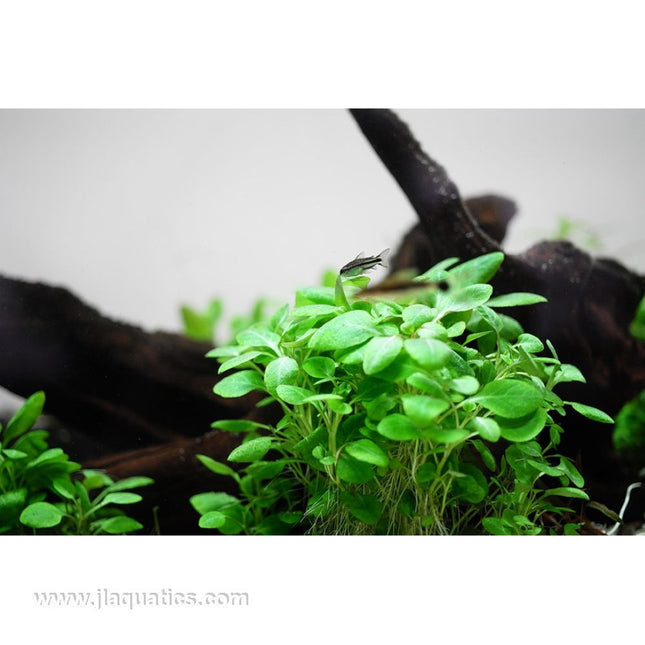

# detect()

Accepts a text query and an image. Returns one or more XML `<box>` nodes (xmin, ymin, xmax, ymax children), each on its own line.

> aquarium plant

<box><xmin>191</xmin><ymin>252</ymin><xmax>613</xmax><ymax>535</ymax></box>
<box><xmin>0</xmin><ymin>391</ymin><xmax>153</xmax><ymax>534</ymax></box>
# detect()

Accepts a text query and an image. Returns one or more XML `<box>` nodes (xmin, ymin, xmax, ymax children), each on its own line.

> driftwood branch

<box><xmin>0</xmin><ymin>275</ymin><xmax>250</xmax><ymax>456</ymax></box>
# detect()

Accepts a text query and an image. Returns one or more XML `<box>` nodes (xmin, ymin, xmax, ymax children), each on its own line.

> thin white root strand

<box><xmin>606</xmin><ymin>482</ymin><xmax>643</xmax><ymax>536</ymax></box>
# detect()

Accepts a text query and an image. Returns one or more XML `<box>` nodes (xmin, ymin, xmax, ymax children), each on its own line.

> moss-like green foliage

<box><xmin>613</xmin><ymin>390</ymin><xmax>645</xmax><ymax>459</ymax></box>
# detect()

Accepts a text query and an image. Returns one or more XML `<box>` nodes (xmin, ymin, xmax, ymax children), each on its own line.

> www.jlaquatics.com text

<box><xmin>33</xmin><ymin>588</ymin><xmax>250</xmax><ymax>610</ymax></box>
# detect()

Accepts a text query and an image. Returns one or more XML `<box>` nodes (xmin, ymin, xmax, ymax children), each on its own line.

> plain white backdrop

<box><xmin>1</xmin><ymin>109</ymin><xmax>643</xmax><ymax>337</ymax></box>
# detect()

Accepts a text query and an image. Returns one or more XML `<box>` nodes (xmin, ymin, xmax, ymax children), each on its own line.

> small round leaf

<box><xmin>19</xmin><ymin>502</ymin><xmax>63</xmax><ymax>529</ymax></box>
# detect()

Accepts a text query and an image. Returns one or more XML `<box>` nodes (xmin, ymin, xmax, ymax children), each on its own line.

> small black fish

<box><xmin>340</xmin><ymin>249</ymin><xmax>390</xmax><ymax>277</ymax></box>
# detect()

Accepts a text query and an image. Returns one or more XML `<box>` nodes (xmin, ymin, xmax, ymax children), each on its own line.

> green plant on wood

<box><xmin>629</xmin><ymin>292</ymin><xmax>645</xmax><ymax>341</ymax></box>
<box><xmin>0</xmin><ymin>391</ymin><xmax>154</xmax><ymax>534</ymax></box>
<box><xmin>192</xmin><ymin>252</ymin><xmax>613</xmax><ymax>535</ymax></box>
<box><xmin>552</xmin><ymin>215</ymin><xmax>602</xmax><ymax>251</ymax></box>
<box><xmin>180</xmin><ymin>299</ymin><xmax>223</xmax><ymax>342</ymax></box>
<box><xmin>180</xmin><ymin>296</ymin><xmax>278</xmax><ymax>345</ymax></box>
<box><xmin>613</xmin><ymin>390</ymin><xmax>645</xmax><ymax>462</ymax></box>
<box><xmin>612</xmin><ymin>292</ymin><xmax>645</xmax><ymax>461</ymax></box>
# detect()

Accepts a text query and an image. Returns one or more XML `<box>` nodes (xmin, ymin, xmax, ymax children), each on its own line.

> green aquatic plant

<box><xmin>192</xmin><ymin>252</ymin><xmax>613</xmax><ymax>535</ymax></box>
<box><xmin>612</xmin><ymin>293</ymin><xmax>645</xmax><ymax>461</ymax></box>
<box><xmin>0</xmin><ymin>391</ymin><xmax>153</xmax><ymax>534</ymax></box>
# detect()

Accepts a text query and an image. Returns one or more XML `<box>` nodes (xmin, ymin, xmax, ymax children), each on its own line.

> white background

<box><xmin>1</xmin><ymin>109</ymin><xmax>643</xmax><ymax>338</ymax></box>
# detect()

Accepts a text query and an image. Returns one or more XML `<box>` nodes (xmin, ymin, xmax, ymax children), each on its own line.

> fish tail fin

<box><xmin>379</xmin><ymin>248</ymin><xmax>391</xmax><ymax>268</ymax></box>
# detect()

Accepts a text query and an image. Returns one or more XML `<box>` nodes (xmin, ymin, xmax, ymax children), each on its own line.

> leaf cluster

<box><xmin>0</xmin><ymin>392</ymin><xmax>153</xmax><ymax>534</ymax></box>
<box><xmin>194</xmin><ymin>252</ymin><xmax>613</xmax><ymax>535</ymax></box>
<box><xmin>180</xmin><ymin>296</ymin><xmax>279</xmax><ymax>345</ymax></box>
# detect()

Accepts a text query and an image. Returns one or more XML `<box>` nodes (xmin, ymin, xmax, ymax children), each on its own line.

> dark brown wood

<box><xmin>392</xmin><ymin>194</ymin><xmax>517</xmax><ymax>274</ymax></box>
<box><xmin>0</xmin><ymin>275</ymin><xmax>251</xmax><ymax>458</ymax></box>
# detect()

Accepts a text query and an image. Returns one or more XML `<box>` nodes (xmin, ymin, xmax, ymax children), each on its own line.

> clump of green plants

<box><xmin>191</xmin><ymin>252</ymin><xmax>613</xmax><ymax>535</ymax></box>
<box><xmin>612</xmin><ymin>292</ymin><xmax>645</xmax><ymax>461</ymax></box>
<box><xmin>613</xmin><ymin>390</ymin><xmax>645</xmax><ymax>462</ymax></box>
<box><xmin>551</xmin><ymin>215</ymin><xmax>602</xmax><ymax>251</ymax></box>
<box><xmin>0</xmin><ymin>391</ymin><xmax>154</xmax><ymax>534</ymax></box>
<box><xmin>629</xmin><ymin>292</ymin><xmax>645</xmax><ymax>342</ymax></box>
<box><xmin>180</xmin><ymin>299</ymin><xmax>223</xmax><ymax>342</ymax></box>
<box><xmin>180</xmin><ymin>296</ymin><xmax>279</xmax><ymax>345</ymax></box>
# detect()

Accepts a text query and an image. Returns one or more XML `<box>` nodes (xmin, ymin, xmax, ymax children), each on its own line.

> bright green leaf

<box><xmin>264</xmin><ymin>356</ymin><xmax>299</xmax><ymax>395</ymax></box>
<box><xmin>497</xmin><ymin>409</ymin><xmax>548</xmax><ymax>442</ymax></box>
<box><xmin>569</xmin><ymin>402</ymin><xmax>614</xmax><ymax>424</ymax></box>
<box><xmin>276</xmin><ymin>384</ymin><xmax>316</xmax><ymax>405</ymax></box>
<box><xmin>210</xmin><ymin>419</ymin><xmax>266</xmax><ymax>433</ymax></box>
<box><xmin>19</xmin><ymin>502</ymin><xmax>62</xmax><ymax>529</ymax></box>
<box><xmin>102</xmin><ymin>492</ymin><xmax>142</xmax><ymax>505</ymax></box>
<box><xmin>302</xmin><ymin>356</ymin><xmax>336</xmax><ymax>379</ymax></box>
<box><xmin>51</xmin><ymin>477</ymin><xmax>76</xmax><ymax>500</ymax></box>
<box><xmin>406</xmin><ymin>372</ymin><xmax>444</xmax><ymax>397</ymax></box>
<box><xmin>213</xmin><ymin>370</ymin><xmax>265</xmax><ymax>398</ymax></box>
<box><xmin>363</xmin><ymin>336</ymin><xmax>403</xmax><ymax>375</ymax></box>
<box><xmin>541</xmin><ymin>487</ymin><xmax>589</xmax><ymax>501</ymax></box>
<box><xmin>446</xmin><ymin>321</ymin><xmax>467</xmax><ymax>337</ymax></box>
<box><xmin>402</xmin><ymin>304</ymin><xmax>435</xmax><ymax>328</ymax></box>
<box><xmin>196</xmin><ymin>455</ymin><xmax>239</xmax><ymax>480</ymax></box>
<box><xmin>4</xmin><ymin>391</ymin><xmax>46</xmax><ymax>443</ymax></box>
<box><xmin>235</xmin><ymin>326</ymin><xmax>281</xmax><ymax>355</ymax></box>
<box><xmin>526</xmin><ymin>458</ymin><xmax>564</xmax><ymax>477</ymax></box>
<box><xmin>327</xmin><ymin>398</ymin><xmax>353</xmax><ymax>415</ymax></box>
<box><xmin>290</xmin><ymin>304</ymin><xmax>339</xmax><ymax>319</ymax></box>
<box><xmin>295</xmin><ymin>286</ymin><xmax>336</xmax><ymax>306</ymax></box>
<box><xmin>557</xmin><ymin>458</ymin><xmax>585</xmax><ymax>488</ymax></box>
<box><xmin>190</xmin><ymin>492</ymin><xmax>240</xmax><ymax>514</ymax></box>
<box><xmin>218</xmin><ymin>351</ymin><xmax>263</xmax><ymax>374</ymax></box>
<box><xmin>450</xmin><ymin>376</ymin><xmax>480</xmax><ymax>395</ymax></box>
<box><xmin>336</xmin><ymin>453</ymin><xmax>374</xmax><ymax>483</ymax></box>
<box><xmin>552</xmin><ymin>364</ymin><xmax>586</xmax><ymax>385</ymax></box>
<box><xmin>377</xmin><ymin>414</ymin><xmax>422</xmax><ymax>441</ymax></box>
<box><xmin>404</xmin><ymin>338</ymin><xmax>452</xmax><ymax>370</ymax></box>
<box><xmin>228</xmin><ymin>437</ymin><xmax>275</xmax><ymax>463</ymax></box>
<box><xmin>467</xmin><ymin>416</ymin><xmax>501</xmax><ymax>442</ymax></box>
<box><xmin>26</xmin><ymin>448</ymin><xmax>66</xmax><ymax>469</ymax></box>
<box><xmin>472</xmin><ymin>439</ymin><xmax>497</xmax><ymax>471</ymax></box>
<box><xmin>487</xmin><ymin>292</ymin><xmax>547</xmax><ymax>308</ymax></box>
<box><xmin>436</xmin><ymin>284</ymin><xmax>493</xmax><ymax>315</ymax></box>
<box><xmin>447</xmin><ymin>252</ymin><xmax>505</xmax><ymax>287</ymax></box>
<box><xmin>206</xmin><ymin>345</ymin><xmax>243</xmax><ymax>359</ymax></box>
<box><xmin>482</xmin><ymin>517</ymin><xmax>513</xmax><ymax>535</ymax></box>
<box><xmin>344</xmin><ymin>439</ymin><xmax>389</xmax><ymax>467</ymax></box>
<box><xmin>423</xmin><ymin>427</ymin><xmax>470</xmax><ymax>444</ymax></box>
<box><xmin>198</xmin><ymin>511</ymin><xmax>227</xmax><ymax>529</ymax></box>
<box><xmin>2</xmin><ymin>448</ymin><xmax>28</xmax><ymax>459</ymax></box>
<box><xmin>471</xmin><ymin>379</ymin><xmax>543</xmax><ymax>418</ymax></box>
<box><xmin>517</xmin><ymin>333</ymin><xmax>545</xmax><ymax>354</ymax></box>
<box><xmin>309</xmin><ymin>310</ymin><xmax>378</xmax><ymax>351</ymax></box>
<box><xmin>401</xmin><ymin>395</ymin><xmax>450</xmax><ymax>426</ymax></box>
<box><xmin>0</xmin><ymin>489</ymin><xmax>27</xmax><ymax>522</ymax></box>
<box><xmin>106</xmin><ymin>477</ymin><xmax>154</xmax><ymax>492</ymax></box>
<box><xmin>95</xmin><ymin>516</ymin><xmax>143</xmax><ymax>534</ymax></box>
